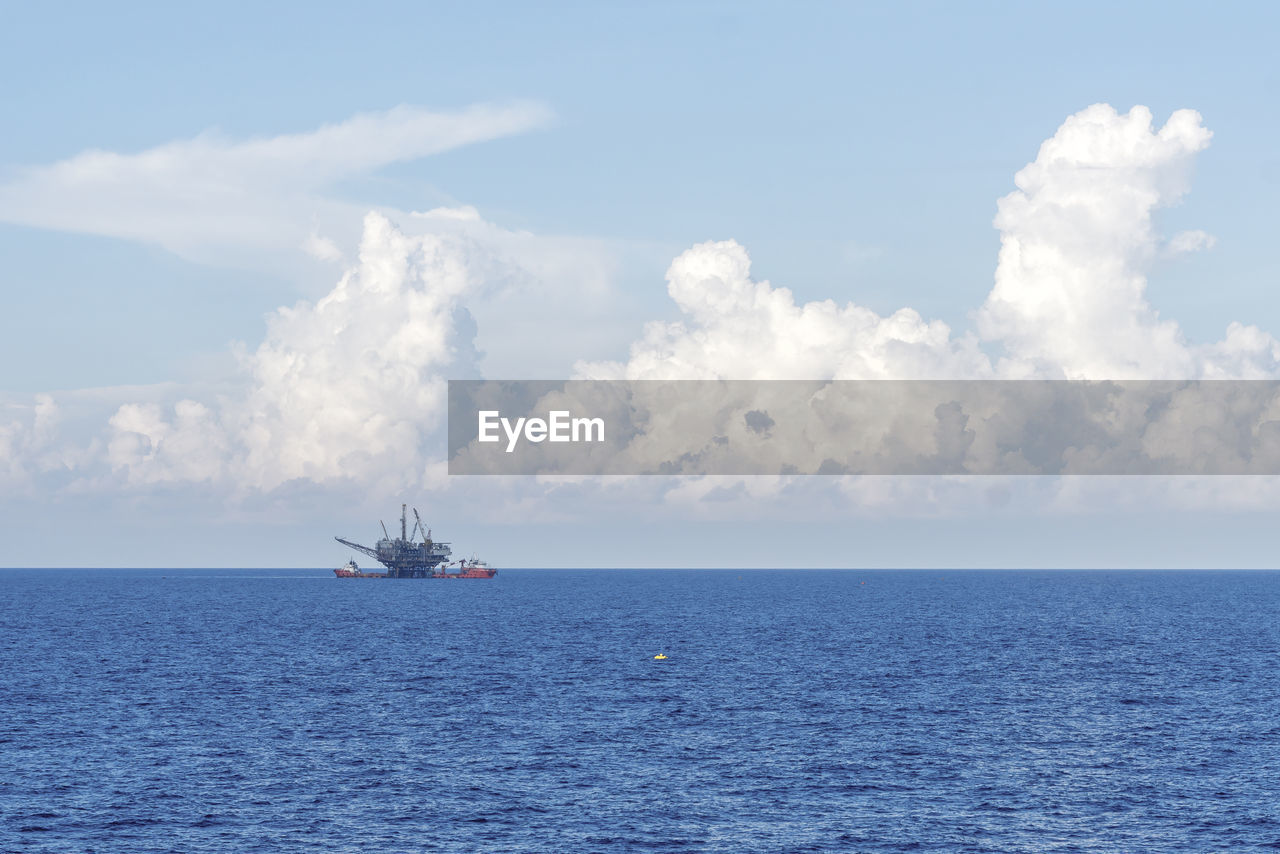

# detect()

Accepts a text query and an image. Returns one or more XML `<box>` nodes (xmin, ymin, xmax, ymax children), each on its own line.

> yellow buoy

<box><xmin>654</xmin><ymin>653</ymin><xmax>668</xmax><ymax>660</ymax></box>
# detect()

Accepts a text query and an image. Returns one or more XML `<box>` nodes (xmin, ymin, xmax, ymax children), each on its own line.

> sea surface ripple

<box><xmin>2</xmin><ymin>569</ymin><xmax>1279</xmax><ymax>852</ymax></box>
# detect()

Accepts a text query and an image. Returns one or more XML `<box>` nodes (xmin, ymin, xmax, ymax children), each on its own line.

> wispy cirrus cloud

<box><xmin>0</xmin><ymin>102</ymin><xmax>553</xmax><ymax>265</ymax></box>
<box><xmin>0</xmin><ymin>101</ymin><xmax>634</xmax><ymax>378</ymax></box>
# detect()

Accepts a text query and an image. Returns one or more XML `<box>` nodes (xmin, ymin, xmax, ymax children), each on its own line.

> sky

<box><xmin>2</xmin><ymin>2</ymin><xmax>1280</xmax><ymax>567</ymax></box>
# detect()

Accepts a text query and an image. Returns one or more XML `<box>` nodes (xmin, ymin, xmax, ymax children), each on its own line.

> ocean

<box><xmin>2</xmin><ymin>569</ymin><xmax>1278</xmax><ymax>852</ymax></box>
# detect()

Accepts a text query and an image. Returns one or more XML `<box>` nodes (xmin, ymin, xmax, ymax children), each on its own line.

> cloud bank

<box><xmin>5</xmin><ymin>103</ymin><xmax>1280</xmax><ymax>517</ymax></box>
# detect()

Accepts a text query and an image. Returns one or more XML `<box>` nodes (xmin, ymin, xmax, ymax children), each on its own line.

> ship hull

<box><xmin>333</xmin><ymin>568</ymin><xmax>495</xmax><ymax>579</ymax></box>
<box><xmin>435</xmin><ymin>568</ymin><xmax>498</xmax><ymax>579</ymax></box>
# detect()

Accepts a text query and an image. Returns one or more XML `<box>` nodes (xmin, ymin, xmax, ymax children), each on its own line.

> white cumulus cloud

<box><xmin>575</xmin><ymin>239</ymin><xmax>992</xmax><ymax>380</ymax></box>
<box><xmin>102</xmin><ymin>211</ymin><xmax>484</xmax><ymax>491</ymax></box>
<box><xmin>583</xmin><ymin>105</ymin><xmax>1279</xmax><ymax>384</ymax></box>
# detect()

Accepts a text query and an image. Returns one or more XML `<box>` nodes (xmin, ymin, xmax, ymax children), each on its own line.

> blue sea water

<box><xmin>2</xmin><ymin>569</ymin><xmax>1279</xmax><ymax>853</ymax></box>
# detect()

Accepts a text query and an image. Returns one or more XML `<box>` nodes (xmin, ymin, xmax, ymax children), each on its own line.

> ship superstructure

<box><xmin>335</xmin><ymin>505</ymin><xmax>495</xmax><ymax>579</ymax></box>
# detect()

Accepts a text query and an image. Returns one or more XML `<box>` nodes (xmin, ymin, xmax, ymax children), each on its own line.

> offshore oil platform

<box><xmin>334</xmin><ymin>505</ymin><xmax>496</xmax><ymax>579</ymax></box>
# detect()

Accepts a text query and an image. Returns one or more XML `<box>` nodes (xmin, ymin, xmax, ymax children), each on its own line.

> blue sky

<box><xmin>3</xmin><ymin>2</ymin><xmax>1280</xmax><ymax>566</ymax></box>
